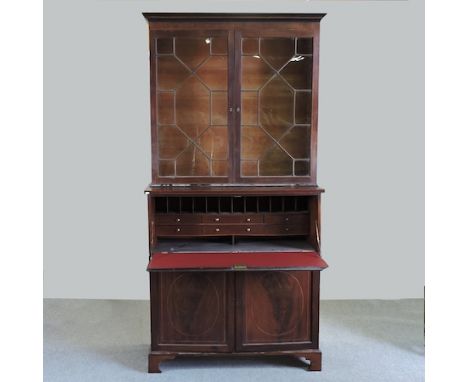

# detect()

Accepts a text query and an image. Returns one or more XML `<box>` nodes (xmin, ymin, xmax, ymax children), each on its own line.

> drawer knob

<box><xmin>176</xmin><ymin>218</ymin><xmax>181</xmax><ymax>222</ymax></box>
<box><xmin>246</xmin><ymin>218</ymin><xmax>251</xmax><ymax>222</ymax></box>
<box><xmin>246</xmin><ymin>228</ymin><xmax>251</xmax><ymax>232</ymax></box>
<box><xmin>215</xmin><ymin>218</ymin><xmax>220</xmax><ymax>222</ymax></box>
<box><xmin>285</xmin><ymin>217</ymin><xmax>289</xmax><ymax>222</ymax></box>
<box><xmin>285</xmin><ymin>227</ymin><xmax>289</xmax><ymax>231</ymax></box>
<box><xmin>215</xmin><ymin>228</ymin><xmax>220</xmax><ymax>232</ymax></box>
<box><xmin>176</xmin><ymin>228</ymin><xmax>181</xmax><ymax>232</ymax></box>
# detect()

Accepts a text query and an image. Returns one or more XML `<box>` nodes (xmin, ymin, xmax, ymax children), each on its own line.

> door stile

<box><xmin>232</xmin><ymin>30</ymin><xmax>242</xmax><ymax>183</ymax></box>
<box><xmin>227</xmin><ymin>30</ymin><xmax>236</xmax><ymax>183</ymax></box>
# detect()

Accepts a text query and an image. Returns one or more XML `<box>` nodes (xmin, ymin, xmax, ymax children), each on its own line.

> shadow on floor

<box><xmin>95</xmin><ymin>343</ymin><xmax>309</xmax><ymax>373</ymax></box>
<box><xmin>95</xmin><ymin>344</ymin><xmax>149</xmax><ymax>373</ymax></box>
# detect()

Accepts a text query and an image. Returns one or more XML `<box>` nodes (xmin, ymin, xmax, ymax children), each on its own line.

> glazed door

<box><xmin>236</xmin><ymin>271</ymin><xmax>317</xmax><ymax>351</ymax></box>
<box><xmin>150</xmin><ymin>272</ymin><xmax>235</xmax><ymax>352</ymax></box>
<box><xmin>151</xmin><ymin>27</ymin><xmax>319</xmax><ymax>185</ymax></box>
<box><xmin>235</xmin><ymin>28</ymin><xmax>318</xmax><ymax>184</ymax></box>
<box><xmin>151</xmin><ymin>31</ymin><xmax>234</xmax><ymax>183</ymax></box>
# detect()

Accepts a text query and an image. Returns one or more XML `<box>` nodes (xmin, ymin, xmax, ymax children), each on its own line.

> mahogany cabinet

<box><xmin>143</xmin><ymin>13</ymin><xmax>328</xmax><ymax>373</ymax></box>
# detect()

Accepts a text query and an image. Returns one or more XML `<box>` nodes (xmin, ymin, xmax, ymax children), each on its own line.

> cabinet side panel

<box><xmin>149</xmin><ymin>31</ymin><xmax>159</xmax><ymax>183</ymax></box>
<box><xmin>150</xmin><ymin>272</ymin><xmax>160</xmax><ymax>351</ymax></box>
<box><xmin>311</xmin><ymin>270</ymin><xmax>320</xmax><ymax>348</ymax></box>
<box><xmin>147</xmin><ymin>195</ymin><xmax>156</xmax><ymax>255</ymax></box>
<box><xmin>307</xmin><ymin>195</ymin><xmax>321</xmax><ymax>251</ymax></box>
<box><xmin>310</xmin><ymin>23</ymin><xmax>320</xmax><ymax>184</ymax></box>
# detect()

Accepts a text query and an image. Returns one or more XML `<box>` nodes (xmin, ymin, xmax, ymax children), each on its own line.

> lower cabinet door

<box><xmin>236</xmin><ymin>271</ymin><xmax>314</xmax><ymax>351</ymax></box>
<box><xmin>150</xmin><ymin>272</ymin><xmax>234</xmax><ymax>352</ymax></box>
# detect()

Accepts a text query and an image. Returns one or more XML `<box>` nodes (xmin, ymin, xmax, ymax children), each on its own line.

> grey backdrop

<box><xmin>44</xmin><ymin>0</ymin><xmax>424</xmax><ymax>300</ymax></box>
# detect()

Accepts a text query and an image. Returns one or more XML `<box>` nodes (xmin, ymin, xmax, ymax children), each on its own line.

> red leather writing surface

<box><xmin>147</xmin><ymin>251</ymin><xmax>328</xmax><ymax>271</ymax></box>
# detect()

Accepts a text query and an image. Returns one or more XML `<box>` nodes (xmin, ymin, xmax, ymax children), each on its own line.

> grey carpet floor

<box><xmin>44</xmin><ymin>299</ymin><xmax>424</xmax><ymax>382</ymax></box>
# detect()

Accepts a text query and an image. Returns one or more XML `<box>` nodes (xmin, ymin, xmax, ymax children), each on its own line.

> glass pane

<box><xmin>279</xmin><ymin>125</ymin><xmax>310</xmax><ymax>158</ymax></box>
<box><xmin>175</xmin><ymin>38</ymin><xmax>210</xmax><ymax>69</ymax></box>
<box><xmin>211</xmin><ymin>37</ymin><xmax>227</xmax><ymax>54</ymax></box>
<box><xmin>242</xmin><ymin>38</ymin><xmax>259</xmax><ymax>55</ymax></box>
<box><xmin>259</xmin><ymin>76</ymin><xmax>294</xmax><ymax>140</ymax></box>
<box><xmin>241</xmin><ymin>160</ymin><xmax>258</xmax><ymax>176</ymax></box>
<box><xmin>211</xmin><ymin>92</ymin><xmax>228</xmax><ymax>125</ymax></box>
<box><xmin>176</xmin><ymin>145</ymin><xmax>210</xmax><ymax>176</ymax></box>
<box><xmin>197</xmin><ymin>126</ymin><xmax>228</xmax><ymax>160</ymax></box>
<box><xmin>281</xmin><ymin>56</ymin><xmax>313</xmax><ymax>89</ymax></box>
<box><xmin>197</xmin><ymin>56</ymin><xmax>228</xmax><ymax>90</ymax></box>
<box><xmin>157</xmin><ymin>38</ymin><xmax>173</xmax><ymax>54</ymax></box>
<box><xmin>158</xmin><ymin>126</ymin><xmax>189</xmax><ymax>159</ymax></box>
<box><xmin>260</xmin><ymin>38</ymin><xmax>295</xmax><ymax>70</ymax></box>
<box><xmin>212</xmin><ymin>160</ymin><xmax>229</xmax><ymax>176</ymax></box>
<box><xmin>157</xmin><ymin>56</ymin><xmax>190</xmax><ymax>90</ymax></box>
<box><xmin>157</xmin><ymin>92</ymin><xmax>174</xmax><ymax>124</ymax></box>
<box><xmin>159</xmin><ymin>160</ymin><xmax>175</xmax><ymax>176</ymax></box>
<box><xmin>241</xmin><ymin>91</ymin><xmax>258</xmax><ymax>125</ymax></box>
<box><xmin>295</xmin><ymin>91</ymin><xmax>312</xmax><ymax>124</ymax></box>
<box><xmin>294</xmin><ymin>160</ymin><xmax>310</xmax><ymax>176</ymax></box>
<box><xmin>241</xmin><ymin>56</ymin><xmax>273</xmax><ymax>90</ymax></box>
<box><xmin>176</xmin><ymin>76</ymin><xmax>210</xmax><ymax>139</ymax></box>
<box><xmin>241</xmin><ymin>126</ymin><xmax>275</xmax><ymax>160</ymax></box>
<box><xmin>259</xmin><ymin>145</ymin><xmax>293</xmax><ymax>176</ymax></box>
<box><xmin>297</xmin><ymin>38</ymin><xmax>313</xmax><ymax>55</ymax></box>
<box><xmin>240</xmin><ymin>36</ymin><xmax>313</xmax><ymax>177</ymax></box>
<box><xmin>156</xmin><ymin>35</ymin><xmax>229</xmax><ymax>177</ymax></box>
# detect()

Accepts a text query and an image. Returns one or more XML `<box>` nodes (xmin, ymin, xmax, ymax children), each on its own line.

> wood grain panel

<box><xmin>153</xmin><ymin>272</ymin><xmax>233</xmax><ymax>352</ymax></box>
<box><xmin>236</xmin><ymin>271</ymin><xmax>313</xmax><ymax>351</ymax></box>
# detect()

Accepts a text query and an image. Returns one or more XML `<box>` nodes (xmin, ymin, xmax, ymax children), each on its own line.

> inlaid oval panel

<box><xmin>167</xmin><ymin>273</ymin><xmax>220</xmax><ymax>337</ymax></box>
<box><xmin>249</xmin><ymin>271</ymin><xmax>304</xmax><ymax>337</ymax></box>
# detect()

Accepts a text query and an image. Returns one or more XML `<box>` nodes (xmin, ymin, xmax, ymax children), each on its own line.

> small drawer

<box><xmin>201</xmin><ymin>214</ymin><xmax>263</xmax><ymax>224</ymax></box>
<box><xmin>203</xmin><ymin>225</ymin><xmax>265</xmax><ymax>235</ymax></box>
<box><xmin>267</xmin><ymin>224</ymin><xmax>310</xmax><ymax>235</ymax></box>
<box><xmin>156</xmin><ymin>225</ymin><xmax>202</xmax><ymax>236</ymax></box>
<box><xmin>264</xmin><ymin>213</ymin><xmax>309</xmax><ymax>225</ymax></box>
<box><xmin>155</xmin><ymin>214</ymin><xmax>202</xmax><ymax>225</ymax></box>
